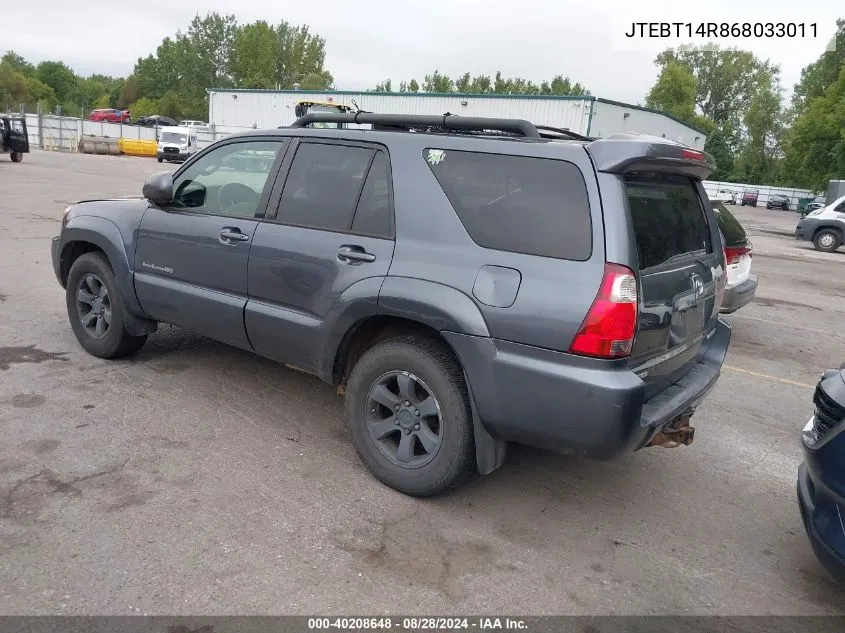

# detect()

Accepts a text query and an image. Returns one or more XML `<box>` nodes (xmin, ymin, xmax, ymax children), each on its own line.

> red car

<box><xmin>89</xmin><ymin>108</ymin><xmax>131</xmax><ymax>124</ymax></box>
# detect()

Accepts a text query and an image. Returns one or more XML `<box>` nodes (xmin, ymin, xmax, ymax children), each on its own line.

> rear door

<box><xmin>245</xmin><ymin>139</ymin><xmax>396</xmax><ymax>373</ymax></box>
<box><xmin>623</xmin><ymin>173</ymin><xmax>724</xmax><ymax>391</ymax></box>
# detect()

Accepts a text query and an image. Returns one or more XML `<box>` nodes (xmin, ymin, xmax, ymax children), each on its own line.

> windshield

<box><xmin>310</xmin><ymin>105</ymin><xmax>342</xmax><ymax>113</ymax></box>
<box><xmin>161</xmin><ymin>132</ymin><xmax>187</xmax><ymax>144</ymax></box>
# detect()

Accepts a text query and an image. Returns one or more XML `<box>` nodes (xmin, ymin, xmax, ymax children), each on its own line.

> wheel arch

<box><xmin>59</xmin><ymin>218</ymin><xmax>155</xmax><ymax>336</ymax></box>
<box><xmin>813</xmin><ymin>224</ymin><xmax>845</xmax><ymax>241</ymax></box>
<box><xmin>329</xmin><ymin>287</ymin><xmax>506</xmax><ymax>477</ymax></box>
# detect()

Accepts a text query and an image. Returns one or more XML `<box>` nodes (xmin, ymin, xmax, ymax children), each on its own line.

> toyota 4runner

<box><xmin>51</xmin><ymin>112</ymin><xmax>731</xmax><ymax>497</ymax></box>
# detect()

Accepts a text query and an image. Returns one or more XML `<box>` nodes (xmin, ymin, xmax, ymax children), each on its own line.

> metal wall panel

<box><xmin>208</xmin><ymin>90</ymin><xmax>591</xmax><ymax>133</ymax></box>
<box><xmin>588</xmin><ymin>100</ymin><xmax>707</xmax><ymax>149</ymax></box>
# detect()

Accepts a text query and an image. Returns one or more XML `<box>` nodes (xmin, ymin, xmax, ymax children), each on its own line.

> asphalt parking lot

<box><xmin>2</xmin><ymin>150</ymin><xmax>845</xmax><ymax>615</ymax></box>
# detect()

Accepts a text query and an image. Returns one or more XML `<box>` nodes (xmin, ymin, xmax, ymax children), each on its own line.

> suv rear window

<box><xmin>625</xmin><ymin>174</ymin><xmax>712</xmax><ymax>270</ymax></box>
<box><xmin>424</xmin><ymin>149</ymin><xmax>592</xmax><ymax>261</ymax></box>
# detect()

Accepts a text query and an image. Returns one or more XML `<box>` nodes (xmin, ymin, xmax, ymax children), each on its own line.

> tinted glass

<box><xmin>171</xmin><ymin>140</ymin><xmax>284</xmax><ymax>218</ymax></box>
<box><xmin>712</xmin><ymin>201</ymin><xmax>747</xmax><ymax>246</ymax></box>
<box><xmin>625</xmin><ymin>174</ymin><xmax>712</xmax><ymax>270</ymax></box>
<box><xmin>424</xmin><ymin>149</ymin><xmax>592</xmax><ymax>260</ymax></box>
<box><xmin>278</xmin><ymin>143</ymin><xmax>374</xmax><ymax>231</ymax></box>
<box><xmin>351</xmin><ymin>152</ymin><xmax>392</xmax><ymax>238</ymax></box>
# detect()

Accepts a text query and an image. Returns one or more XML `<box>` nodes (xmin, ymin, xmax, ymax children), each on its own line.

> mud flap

<box><xmin>465</xmin><ymin>372</ymin><xmax>507</xmax><ymax>475</ymax></box>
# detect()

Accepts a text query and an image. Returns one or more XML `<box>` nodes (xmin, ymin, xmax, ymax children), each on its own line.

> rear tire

<box><xmin>157</xmin><ymin>157</ymin><xmax>163</xmax><ymax>163</ymax></box>
<box><xmin>10</xmin><ymin>152</ymin><xmax>22</xmax><ymax>163</ymax></box>
<box><xmin>345</xmin><ymin>336</ymin><xmax>475</xmax><ymax>497</ymax></box>
<box><xmin>66</xmin><ymin>252</ymin><xmax>147</xmax><ymax>359</ymax></box>
<box><xmin>813</xmin><ymin>230</ymin><xmax>841</xmax><ymax>253</ymax></box>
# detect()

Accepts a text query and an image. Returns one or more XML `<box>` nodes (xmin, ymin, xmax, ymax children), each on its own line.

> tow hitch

<box><xmin>647</xmin><ymin>414</ymin><xmax>696</xmax><ymax>448</ymax></box>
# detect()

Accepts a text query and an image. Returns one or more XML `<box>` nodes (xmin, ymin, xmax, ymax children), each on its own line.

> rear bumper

<box><xmin>797</xmin><ymin>461</ymin><xmax>845</xmax><ymax>583</ymax></box>
<box><xmin>720</xmin><ymin>274</ymin><xmax>758</xmax><ymax>314</ymax></box>
<box><xmin>443</xmin><ymin>318</ymin><xmax>731</xmax><ymax>459</ymax></box>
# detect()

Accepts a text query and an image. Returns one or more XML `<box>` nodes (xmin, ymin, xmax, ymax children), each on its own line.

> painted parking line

<box><xmin>731</xmin><ymin>313</ymin><xmax>838</xmax><ymax>337</ymax></box>
<box><xmin>723</xmin><ymin>364</ymin><xmax>815</xmax><ymax>390</ymax></box>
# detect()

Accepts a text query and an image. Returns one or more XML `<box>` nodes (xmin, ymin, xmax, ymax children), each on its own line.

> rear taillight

<box><xmin>724</xmin><ymin>245</ymin><xmax>752</xmax><ymax>265</ymax></box>
<box><xmin>569</xmin><ymin>263</ymin><xmax>638</xmax><ymax>359</ymax></box>
<box><xmin>681</xmin><ymin>149</ymin><xmax>705</xmax><ymax>161</ymax></box>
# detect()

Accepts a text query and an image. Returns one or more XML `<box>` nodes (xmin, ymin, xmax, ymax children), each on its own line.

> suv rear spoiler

<box><xmin>586</xmin><ymin>133</ymin><xmax>716</xmax><ymax>180</ymax></box>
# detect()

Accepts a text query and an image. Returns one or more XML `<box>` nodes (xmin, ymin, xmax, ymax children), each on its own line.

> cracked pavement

<box><xmin>1</xmin><ymin>152</ymin><xmax>845</xmax><ymax>615</ymax></box>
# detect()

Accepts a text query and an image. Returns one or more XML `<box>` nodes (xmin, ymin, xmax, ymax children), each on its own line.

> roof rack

<box><xmin>534</xmin><ymin>125</ymin><xmax>592</xmax><ymax>142</ymax></box>
<box><xmin>290</xmin><ymin>112</ymin><xmax>541</xmax><ymax>139</ymax></box>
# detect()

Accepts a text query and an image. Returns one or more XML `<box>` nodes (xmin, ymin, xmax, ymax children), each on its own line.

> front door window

<box><xmin>170</xmin><ymin>140</ymin><xmax>285</xmax><ymax>218</ymax></box>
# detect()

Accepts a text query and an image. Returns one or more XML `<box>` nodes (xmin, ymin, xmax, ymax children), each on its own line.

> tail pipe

<box><xmin>647</xmin><ymin>413</ymin><xmax>696</xmax><ymax>448</ymax></box>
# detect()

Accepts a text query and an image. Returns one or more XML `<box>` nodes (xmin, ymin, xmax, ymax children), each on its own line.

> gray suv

<box><xmin>51</xmin><ymin>112</ymin><xmax>731</xmax><ymax>497</ymax></box>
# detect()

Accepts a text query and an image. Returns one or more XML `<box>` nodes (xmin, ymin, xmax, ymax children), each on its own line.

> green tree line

<box><xmin>0</xmin><ymin>12</ymin><xmax>334</xmax><ymax>121</ymax></box>
<box><xmin>2</xmin><ymin>12</ymin><xmax>842</xmax><ymax>191</ymax></box>
<box><xmin>373</xmin><ymin>71</ymin><xmax>590</xmax><ymax>96</ymax></box>
<box><xmin>644</xmin><ymin>18</ymin><xmax>845</xmax><ymax>191</ymax></box>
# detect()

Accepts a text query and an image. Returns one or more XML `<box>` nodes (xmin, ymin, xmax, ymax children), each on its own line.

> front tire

<box><xmin>813</xmin><ymin>230</ymin><xmax>841</xmax><ymax>253</ymax></box>
<box><xmin>10</xmin><ymin>152</ymin><xmax>22</xmax><ymax>162</ymax></box>
<box><xmin>65</xmin><ymin>252</ymin><xmax>147</xmax><ymax>359</ymax></box>
<box><xmin>345</xmin><ymin>336</ymin><xmax>475</xmax><ymax>497</ymax></box>
<box><xmin>157</xmin><ymin>157</ymin><xmax>163</xmax><ymax>163</ymax></box>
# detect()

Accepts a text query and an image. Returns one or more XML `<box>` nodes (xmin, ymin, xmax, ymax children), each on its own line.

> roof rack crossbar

<box><xmin>534</xmin><ymin>125</ymin><xmax>592</xmax><ymax>141</ymax></box>
<box><xmin>290</xmin><ymin>112</ymin><xmax>541</xmax><ymax>138</ymax></box>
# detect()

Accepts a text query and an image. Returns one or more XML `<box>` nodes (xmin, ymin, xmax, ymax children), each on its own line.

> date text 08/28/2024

<box><xmin>625</xmin><ymin>22</ymin><xmax>818</xmax><ymax>38</ymax></box>
<box><xmin>307</xmin><ymin>617</ymin><xmax>527</xmax><ymax>631</ymax></box>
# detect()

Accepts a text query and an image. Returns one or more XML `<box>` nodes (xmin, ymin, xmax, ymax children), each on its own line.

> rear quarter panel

<box><xmin>383</xmin><ymin>136</ymin><xmax>606</xmax><ymax>352</ymax></box>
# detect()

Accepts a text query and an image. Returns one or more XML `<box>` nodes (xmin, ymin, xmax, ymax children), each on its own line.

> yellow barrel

<box><xmin>118</xmin><ymin>138</ymin><xmax>158</xmax><ymax>157</ymax></box>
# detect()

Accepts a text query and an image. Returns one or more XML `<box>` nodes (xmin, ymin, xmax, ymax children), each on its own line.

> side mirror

<box><xmin>142</xmin><ymin>172</ymin><xmax>174</xmax><ymax>206</ymax></box>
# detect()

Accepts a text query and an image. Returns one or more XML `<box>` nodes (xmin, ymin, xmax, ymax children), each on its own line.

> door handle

<box><xmin>219</xmin><ymin>228</ymin><xmax>249</xmax><ymax>243</ymax></box>
<box><xmin>337</xmin><ymin>246</ymin><xmax>376</xmax><ymax>263</ymax></box>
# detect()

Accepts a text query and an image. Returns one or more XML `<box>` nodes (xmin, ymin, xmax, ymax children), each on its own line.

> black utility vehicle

<box><xmin>0</xmin><ymin>114</ymin><xmax>29</xmax><ymax>162</ymax></box>
<box><xmin>51</xmin><ymin>113</ymin><xmax>730</xmax><ymax>496</ymax></box>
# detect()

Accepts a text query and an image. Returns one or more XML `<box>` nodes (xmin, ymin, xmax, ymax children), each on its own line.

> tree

<box><xmin>158</xmin><ymin>90</ymin><xmax>184</xmax><ymax>119</ymax></box>
<box><xmin>655</xmin><ymin>45</ymin><xmax>778</xmax><ymax>130</ymax></box>
<box><xmin>0</xmin><ymin>59</ymin><xmax>55</xmax><ymax>111</ymax></box>
<box><xmin>24</xmin><ymin>76</ymin><xmax>56</xmax><ymax>109</ymax></box>
<box><xmin>784</xmin><ymin>66</ymin><xmax>845</xmax><ymax>191</ymax></box>
<box><xmin>186</xmin><ymin>12</ymin><xmax>238</xmax><ymax>90</ymax></box>
<box><xmin>733</xmin><ymin>78</ymin><xmax>784</xmax><ymax>184</ymax></box>
<box><xmin>792</xmin><ymin>19</ymin><xmax>845</xmax><ymax>112</ymax></box>
<box><xmin>230</xmin><ymin>20</ymin><xmax>279</xmax><ymax>89</ymax></box>
<box><xmin>1</xmin><ymin>51</ymin><xmax>35</xmax><ymax>76</ymax></box>
<box><xmin>274</xmin><ymin>21</ymin><xmax>330</xmax><ymax>88</ymax></box>
<box><xmin>422</xmin><ymin>71</ymin><xmax>454</xmax><ymax>92</ymax></box>
<box><xmin>128</xmin><ymin>97</ymin><xmax>159</xmax><ymax>120</ymax></box>
<box><xmin>35</xmin><ymin>61</ymin><xmax>78</xmax><ymax>104</ymax></box>
<box><xmin>0</xmin><ymin>62</ymin><xmax>32</xmax><ymax>108</ymax></box>
<box><xmin>300</xmin><ymin>72</ymin><xmax>331</xmax><ymax>90</ymax></box>
<box><xmin>374</xmin><ymin>79</ymin><xmax>392</xmax><ymax>92</ymax></box>
<box><xmin>378</xmin><ymin>70</ymin><xmax>588</xmax><ymax>96</ymax></box>
<box><xmin>646</xmin><ymin>61</ymin><xmax>697</xmax><ymax>122</ymax></box>
<box><xmin>119</xmin><ymin>75</ymin><xmax>141</xmax><ymax>108</ymax></box>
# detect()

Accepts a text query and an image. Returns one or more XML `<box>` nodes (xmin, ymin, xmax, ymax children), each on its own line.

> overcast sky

<box><xmin>4</xmin><ymin>1</ymin><xmax>840</xmax><ymax>104</ymax></box>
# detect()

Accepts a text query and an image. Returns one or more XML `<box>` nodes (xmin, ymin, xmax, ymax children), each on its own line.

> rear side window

<box><xmin>352</xmin><ymin>152</ymin><xmax>393</xmax><ymax>238</ymax></box>
<box><xmin>424</xmin><ymin>149</ymin><xmax>592</xmax><ymax>261</ymax></box>
<box><xmin>278</xmin><ymin>143</ymin><xmax>374</xmax><ymax>232</ymax></box>
<box><xmin>625</xmin><ymin>174</ymin><xmax>712</xmax><ymax>270</ymax></box>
